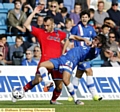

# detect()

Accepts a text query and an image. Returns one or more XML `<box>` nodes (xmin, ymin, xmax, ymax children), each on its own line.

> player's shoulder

<box><xmin>87</xmin><ymin>24</ymin><xmax>94</xmax><ymax>29</ymax></box>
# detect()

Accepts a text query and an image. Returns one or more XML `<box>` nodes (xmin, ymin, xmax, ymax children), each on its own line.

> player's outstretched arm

<box><xmin>69</xmin><ymin>35</ymin><xmax>91</xmax><ymax>45</ymax></box>
<box><xmin>24</xmin><ymin>5</ymin><xmax>42</xmax><ymax>31</ymax></box>
<box><xmin>62</xmin><ymin>39</ymin><xmax>70</xmax><ymax>54</ymax></box>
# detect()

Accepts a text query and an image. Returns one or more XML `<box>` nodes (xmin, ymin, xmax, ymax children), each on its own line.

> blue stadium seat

<box><xmin>90</xmin><ymin>55</ymin><xmax>104</xmax><ymax>67</ymax></box>
<box><xmin>0</xmin><ymin>9</ymin><xmax>8</xmax><ymax>13</ymax></box>
<box><xmin>0</xmin><ymin>3</ymin><xmax>3</xmax><ymax>9</ymax></box>
<box><xmin>0</xmin><ymin>13</ymin><xmax>7</xmax><ymax>25</ymax></box>
<box><xmin>7</xmin><ymin>36</ymin><xmax>13</xmax><ymax>42</ymax></box>
<box><xmin>63</xmin><ymin>0</ymin><xmax>75</xmax><ymax>13</ymax></box>
<box><xmin>0</xmin><ymin>25</ymin><xmax>7</xmax><ymax>30</ymax></box>
<box><xmin>0</xmin><ymin>30</ymin><xmax>6</xmax><ymax>34</ymax></box>
<box><xmin>3</xmin><ymin>3</ymin><xmax>14</xmax><ymax>11</ymax></box>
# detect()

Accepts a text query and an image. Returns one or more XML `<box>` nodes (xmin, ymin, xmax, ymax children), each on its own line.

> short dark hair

<box><xmin>74</xmin><ymin>2</ymin><xmax>81</xmax><ymax>8</ymax></box>
<box><xmin>0</xmin><ymin>34</ymin><xmax>7</xmax><ymax>40</ymax></box>
<box><xmin>14</xmin><ymin>0</ymin><xmax>22</xmax><ymax>4</ymax></box>
<box><xmin>61</xmin><ymin>7</ymin><xmax>67</xmax><ymax>13</ymax></box>
<box><xmin>80</xmin><ymin>10</ymin><xmax>90</xmax><ymax>18</ymax></box>
<box><xmin>89</xmin><ymin>8</ymin><xmax>95</xmax><ymax>13</ymax></box>
<box><xmin>104</xmin><ymin>17</ymin><xmax>111</xmax><ymax>22</ymax></box>
<box><xmin>101</xmin><ymin>24</ymin><xmax>109</xmax><ymax>29</ymax></box>
<box><xmin>44</xmin><ymin>16</ymin><xmax>54</xmax><ymax>23</ymax></box>
<box><xmin>108</xmin><ymin>31</ymin><xmax>115</xmax><ymax>36</ymax></box>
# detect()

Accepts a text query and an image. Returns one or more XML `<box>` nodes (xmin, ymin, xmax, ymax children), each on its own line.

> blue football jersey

<box><xmin>50</xmin><ymin>46</ymin><xmax>100</xmax><ymax>75</ymax></box>
<box><xmin>71</xmin><ymin>22</ymin><xmax>96</xmax><ymax>48</ymax></box>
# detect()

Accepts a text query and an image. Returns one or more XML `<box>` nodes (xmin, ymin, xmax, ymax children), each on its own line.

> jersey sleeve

<box><xmin>31</xmin><ymin>26</ymin><xmax>42</xmax><ymax>39</ymax></box>
<box><xmin>59</xmin><ymin>31</ymin><xmax>66</xmax><ymax>41</ymax></box>
<box><xmin>91</xmin><ymin>27</ymin><xmax>97</xmax><ymax>39</ymax></box>
<box><xmin>70</xmin><ymin>26</ymin><xmax>78</xmax><ymax>35</ymax></box>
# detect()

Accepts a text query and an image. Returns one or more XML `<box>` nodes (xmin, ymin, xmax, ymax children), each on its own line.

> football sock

<box><xmin>39</xmin><ymin>67</ymin><xmax>50</xmax><ymax>85</ymax></box>
<box><xmin>86</xmin><ymin>76</ymin><xmax>97</xmax><ymax>97</ymax></box>
<box><xmin>67</xmin><ymin>83</ymin><xmax>77</xmax><ymax>102</ymax></box>
<box><xmin>51</xmin><ymin>88</ymin><xmax>61</xmax><ymax>101</ymax></box>
<box><xmin>23</xmin><ymin>81</ymin><xmax>35</xmax><ymax>92</ymax></box>
<box><xmin>72</xmin><ymin>77</ymin><xmax>79</xmax><ymax>92</ymax></box>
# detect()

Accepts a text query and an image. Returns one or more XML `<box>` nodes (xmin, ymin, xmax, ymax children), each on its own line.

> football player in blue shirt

<box><xmin>63</xmin><ymin>10</ymin><xmax>102</xmax><ymax>101</ymax></box>
<box><xmin>37</xmin><ymin>34</ymin><xmax>113</xmax><ymax>105</ymax></box>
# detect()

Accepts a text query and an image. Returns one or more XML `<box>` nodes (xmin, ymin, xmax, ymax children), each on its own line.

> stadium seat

<box><xmin>0</xmin><ymin>9</ymin><xmax>8</xmax><ymax>13</ymax></box>
<box><xmin>90</xmin><ymin>55</ymin><xmax>104</xmax><ymax>67</ymax></box>
<box><xmin>63</xmin><ymin>0</ymin><xmax>75</xmax><ymax>13</ymax></box>
<box><xmin>0</xmin><ymin>3</ymin><xmax>3</xmax><ymax>9</ymax></box>
<box><xmin>0</xmin><ymin>25</ymin><xmax>7</xmax><ymax>30</ymax></box>
<box><xmin>3</xmin><ymin>3</ymin><xmax>14</xmax><ymax>11</ymax></box>
<box><xmin>0</xmin><ymin>30</ymin><xmax>6</xmax><ymax>34</ymax></box>
<box><xmin>0</xmin><ymin>13</ymin><xmax>7</xmax><ymax>25</ymax></box>
<box><xmin>7</xmin><ymin>36</ymin><xmax>13</xmax><ymax>42</ymax></box>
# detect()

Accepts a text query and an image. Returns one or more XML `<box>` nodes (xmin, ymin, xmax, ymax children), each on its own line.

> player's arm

<box><xmin>24</xmin><ymin>6</ymin><xmax>41</xmax><ymax>31</ymax></box>
<box><xmin>62</xmin><ymin>38</ymin><xmax>70</xmax><ymax>54</ymax></box>
<box><xmin>69</xmin><ymin>35</ymin><xmax>91</xmax><ymax>45</ymax></box>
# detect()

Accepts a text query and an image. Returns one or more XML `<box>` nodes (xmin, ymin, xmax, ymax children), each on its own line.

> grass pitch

<box><xmin>0</xmin><ymin>100</ymin><xmax>120</xmax><ymax>112</ymax></box>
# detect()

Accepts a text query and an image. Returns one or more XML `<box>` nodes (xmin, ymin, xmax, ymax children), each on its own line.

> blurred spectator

<box><xmin>33</xmin><ymin>46</ymin><xmax>41</xmax><ymax>64</ymax></box>
<box><xmin>0</xmin><ymin>52</ymin><xmax>5</xmax><ymax>65</ymax></box>
<box><xmin>8</xmin><ymin>36</ymin><xmax>24</xmax><ymax>61</ymax></box>
<box><xmin>100</xmin><ymin>31</ymin><xmax>118</xmax><ymax>61</ymax></box>
<box><xmin>75</xmin><ymin>0</ymin><xmax>88</xmax><ymax>10</ymax></box>
<box><xmin>107</xmin><ymin>1</ymin><xmax>120</xmax><ymax>26</ymax></box>
<box><xmin>94</xmin><ymin>1</ymin><xmax>109</xmax><ymax>28</ymax></box>
<box><xmin>88</xmin><ymin>8</ymin><xmax>96</xmax><ymax>28</ymax></box>
<box><xmin>0</xmin><ymin>34</ymin><xmax>9</xmax><ymax>60</ymax></box>
<box><xmin>100</xmin><ymin>24</ymin><xmax>110</xmax><ymax>39</ymax></box>
<box><xmin>87</xmin><ymin>0</ymin><xmax>99</xmax><ymax>10</ymax></box>
<box><xmin>27</xmin><ymin>0</ymin><xmax>36</xmax><ymax>9</ymax></box>
<box><xmin>47</xmin><ymin>0</ymin><xmax>64</xmax><ymax>29</ymax></box>
<box><xmin>7</xmin><ymin>0</ymin><xmax>27</xmax><ymax>35</ymax></box>
<box><xmin>104</xmin><ymin>17</ymin><xmax>120</xmax><ymax>41</ymax></box>
<box><xmin>63</xmin><ymin>18</ymin><xmax>73</xmax><ymax>36</ymax></box>
<box><xmin>22</xmin><ymin>2</ymin><xmax>33</xmax><ymax>17</ymax></box>
<box><xmin>60</xmin><ymin>7</ymin><xmax>69</xmax><ymax>24</ymax></box>
<box><xmin>21</xmin><ymin>49</ymin><xmax>37</xmax><ymax>66</ymax></box>
<box><xmin>63</xmin><ymin>18</ymin><xmax>74</xmax><ymax>50</ymax></box>
<box><xmin>0</xmin><ymin>34</ymin><xmax>12</xmax><ymax>65</ymax></box>
<box><xmin>118</xmin><ymin>39</ymin><xmax>120</xmax><ymax>52</ymax></box>
<box><xmin>69</xmin><ymin>3</ymin><xmax>81</xmax><ymax>25</ymax></box>
<box><xmin>101</xmin><ymin>45</ymin><xmax>120</xmax><ymax>67</ymax></box>
<box><xmin>107</xmin><ymin>31</ymin><xmax>118</xmax><ymax>46</ymax></box>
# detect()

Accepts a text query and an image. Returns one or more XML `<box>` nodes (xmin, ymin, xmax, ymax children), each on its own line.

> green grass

<box><xmin>0</xmin><ymin>100</ymin><xmax>120</xmax><ymax>112</ymax></box>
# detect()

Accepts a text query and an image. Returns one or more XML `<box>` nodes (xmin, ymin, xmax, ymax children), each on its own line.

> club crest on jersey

<box><xmin>89</xmin><ymin>31</ymin><xmax>92</xmax><ymax>35</ymax></box>
<box><xmin>47</xmin><ymin>36</ymin><xmax>60</xmax><ymax>42</ymax></box>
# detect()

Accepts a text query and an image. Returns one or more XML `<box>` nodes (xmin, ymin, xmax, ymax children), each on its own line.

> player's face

<box><xmin>44</xmin><ymin>20</ymin><xmax>54</xmax><ymax>32</ymax></box>
<box><xmin>81</xmin><ymin>14</ymin><xmax>90</xmax><ymax>26</ymax></box>
<box><xmin>92</xmin><ymin>38</ymin><xmax>102</xmax><ymax>48</ymax></box>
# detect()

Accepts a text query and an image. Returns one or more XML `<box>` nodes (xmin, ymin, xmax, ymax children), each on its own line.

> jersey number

<box><xmin>65</xmin><ymin>60</ymin><xmax>73</xmax><ymax>68</ymax></box>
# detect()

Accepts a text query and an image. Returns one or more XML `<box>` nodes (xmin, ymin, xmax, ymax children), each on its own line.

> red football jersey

<box><xmin>31</xmin><ymin>26</ymin><xmax>66</xmax><ymax>62</ymax></box>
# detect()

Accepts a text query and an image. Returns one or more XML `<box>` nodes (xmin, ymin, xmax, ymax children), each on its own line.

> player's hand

<box><xmin>84</xmin><ymin>38</ymin><xmax>91</xmax><ymax>46</ymax></box>
<box><xmin>33</xmin><ymin>5</ymin><xmax>42</xmax><ymax>13</ymax></box>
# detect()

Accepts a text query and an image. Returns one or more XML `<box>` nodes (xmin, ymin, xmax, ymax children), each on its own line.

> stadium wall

<box><xmin>0</xmin><ymin>66</ymin><xmax>120</xmax><ymax>100</ymax></box>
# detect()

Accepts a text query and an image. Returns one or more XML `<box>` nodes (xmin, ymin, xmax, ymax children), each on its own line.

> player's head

<box><xmin>80</xmin><ymin>10</ymin><xmax>90</xmax><ymax>26</ymax></box>
<box><xmin>43</xmin><ymin>16</ymin><xmax>54</xmax><ymax>32</ymax></box>
<box><xmin>92</xmin><ymin>34</ymin><xmax>107</xmax><ymax>48</ymax></box>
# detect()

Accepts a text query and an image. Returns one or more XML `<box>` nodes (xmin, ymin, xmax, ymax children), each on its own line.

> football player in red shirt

<box><xmin>23</xmin><ymin>6</ymin><xmax>66</xmax><ymax>104</ymax></box>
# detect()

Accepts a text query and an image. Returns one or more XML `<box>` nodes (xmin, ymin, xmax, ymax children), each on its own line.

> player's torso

<box><xmin>38</xmin><ymin>30</ymin><xmax>63</xmax><ymax>61</ymax></box>
<box><xmin>74</xmin><ymin>24</ymin><xmax>95</xmax><ymax>48</ymax></box>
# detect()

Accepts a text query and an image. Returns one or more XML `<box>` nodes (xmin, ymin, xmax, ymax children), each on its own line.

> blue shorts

<box><xmin>50</xmin><ymin>57</ymin><xmax>75</xmax><ymax>75</ymax></box>
<box><xmin>77</xmin><ymin>62</ymin><xmax>91</xmax><ymax>70</ymax></box>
